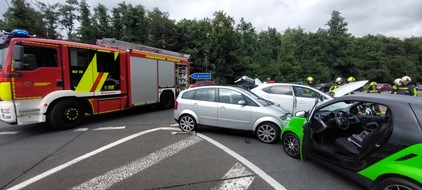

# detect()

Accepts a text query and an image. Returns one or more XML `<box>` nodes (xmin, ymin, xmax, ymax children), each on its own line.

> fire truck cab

<box><xmin>0</xmin><ymin>29</ymin><xmax>190</xmax><ymax>129</ymax></box>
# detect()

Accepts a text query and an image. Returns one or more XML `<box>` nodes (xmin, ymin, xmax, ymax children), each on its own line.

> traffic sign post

<box><xmin>190</xmin><ymin>73</ymin><xmax>212</xmax><ymax>80</ymax></box>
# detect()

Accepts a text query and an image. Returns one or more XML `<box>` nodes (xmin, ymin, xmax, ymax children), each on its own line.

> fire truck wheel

<box><xmin>47</xmin><ymin>99</ymin><xmax>84</xmax><ymax>130</ymax></box>
<box><xmin>159</xmin><ymin>91</ymin><xmax>174</xmax><ymax>109</ymax></box>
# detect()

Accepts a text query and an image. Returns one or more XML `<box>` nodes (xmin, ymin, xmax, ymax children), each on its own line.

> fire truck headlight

<box><xmin>2</xmin><ymin>114</ymin><xmax>11</xmax><ymax>119</ymax></box>
<box><xmin>1</xmin><ymin>109</ymin><xmax>11</xmax><ymax>114</ymax></box>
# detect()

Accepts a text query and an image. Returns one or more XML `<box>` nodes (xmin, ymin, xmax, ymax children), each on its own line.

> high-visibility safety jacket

<box><xmin>366</xmin><ymin>89</ymin><xmax>382</xmax><ymax>115</ymax></box>
<box><xmin>391</xmin><ymin>85</ymin><xmax>398</xmax><ymax>94</ymax></box>
<box><xmin>367</xmin><ymin>89</ymin><xmax>381</xmax><ymax>93</ymax></box>
<box><xmin>396</xmin><ymin>85</ymin><xmax>417</xmax><ymax>96</ymax></box>
<box><xmin>329</xmin><ymin>84</ymin><xmax>342</xmax><ymax>92</ymax></box>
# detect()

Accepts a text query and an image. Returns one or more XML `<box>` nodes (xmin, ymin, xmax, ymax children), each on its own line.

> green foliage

<box><xmin>59</xmin><ymin>0</ymin><xmax>79</xmax><ymax>40</ymax></box>
<box><xmin>1</xmin><ymin>3</ymin><xmax>422</xmax><ymax>85</ymax></box>
<box><xmin>208</xmin><ymin>11</ymin><xmax>241</xmax><ymax>84</ymax></box>
<box><xmin>35</xmin><ymin>1</ymin><xmax>61</xmax><ymax>39</ymax></box>
<box><xmin>111</xmin><ymin>2</ymin><xmax>148</xmax><ymax>43</ymax></box>
<box><xmin>3</xmin><ymin>0</ymin><xmax>47</xmax><ymax>37</ymax></box>
<box><xmin>92</xmin><ymin>4</ymin><xmax>112</xmax><ymax>39</ymax></box>
<box><xmin>146</xmin><ymin>8</ymin><xmax>177</xmax><ymax>50</ymax></box>
<box><xmin>77</xmin><ymin>0</ymin><xmax>96</xmax><ymax>43</ymax></box>
<box><xmin>175</xmin><ymin>18</ymin><xmax>212</xmax><ymax>74</ymax></box>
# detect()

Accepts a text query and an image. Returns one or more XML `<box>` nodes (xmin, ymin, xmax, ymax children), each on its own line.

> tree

<box><xmin>0</xmin><ymin>18</ymin><xmax>6</xmax><ymax>29</ymax></box>
<box><xmin>235</xmin><ymin>18</ymin><xmax>258</xmax><ymax>77</ymax></box>
<box><xmin>111</xmin><ymin>2</ymin><xmax>148</xmax><ymax>43</ymax></box>
<box><xmin>92</xmin><ymin>4</ymin><xmax>112</xmax><ymax>39</ymax></box>
<box><xmin>326</xmin><ymin>10</ymin><xmax>349</xmax><ymax>36</ymax></box>
<box><xmin>208</xmin><ymin>11</ymin><xmax>240</xmax><ymax>84</ymax></box>
<box><xmin>146</xmin><ymin>8</ymin><xmax>177</xmax><ymax>50</ymax></box>
<box><xmin>59</xmin><ymin>0</ymin><xmax>79</xmax><ymax>40</ymax></box>
<box><xmin>36</xmin><ymin>1</ymin><xmax>61</xmax><ymax>39</ymax></box>
<box><xmin>324</xmin><ymin>10</ymin><xmax>353</xmax><ymax>78</ymax></box>
<box><xmin>77</xmin><ymin>0</ymin><xmax>95</xmax><ymax>43</ymax></box>
<box><xmin>175</xmin><ymin>18</ymin><xmax>212</xmax><ymax>74</ymax></box>
<box><xmin>253</xmin><ymin>28</ymin><xmax>283</xmax><ymax>81</ymax></box>
<box><xmin>2</xmin><ymin>0</ymin><xmax>47</xmax><ymax>37</ymax></box>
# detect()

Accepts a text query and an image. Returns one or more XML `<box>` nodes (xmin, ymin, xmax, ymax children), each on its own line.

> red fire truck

<box><xmin>0</xmin><ymin>29</ymin><xmax>190</xmax><ymax>129</ymax></box>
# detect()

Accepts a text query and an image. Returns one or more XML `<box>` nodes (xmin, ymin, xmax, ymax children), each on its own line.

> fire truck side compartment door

<box><xmin>158</xmin><ymin>60</ymin><xmax>175</xmax><ymax>88</ymax></box>
<box><xmin>130</xmin><ymin>56</ymin><xmax>158</xmax><ymax>106</ymax></box>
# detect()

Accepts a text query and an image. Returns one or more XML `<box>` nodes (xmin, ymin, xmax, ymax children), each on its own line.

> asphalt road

<box><xmin>0</xmin><ymin>107</ymin><xmax>364</xmax><ymax>190</ymax></box>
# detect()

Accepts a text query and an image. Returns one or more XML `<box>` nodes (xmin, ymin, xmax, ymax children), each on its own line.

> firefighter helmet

<box><xmin>347</xmin><ymin>76</ymin><xmax>355</xmax><ymax>82</ymax></box>
<box><xmin>401</xmin><ymin>76</ymin><xmax>411</xmax><ymax>83</ymax></box>
<box><xmin>307</xmin><ymin>76</ymin><xmax>313</xmax><ymax>82</ymax></box>
<box><xmin>370</xmin><ymin>81</ymin><xmax>377</xmax><ymax>86</ymax></box>
<box><xmin>394</xmin><ymin>78</ymin><xmax>402</xmax><ymax>85</ymax></box>
<box><xmin>336</xmin><ymin>77</ymin><xmax>342</xmax><ymax>83</ymax></box>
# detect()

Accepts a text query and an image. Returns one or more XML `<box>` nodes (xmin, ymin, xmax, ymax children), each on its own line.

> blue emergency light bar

<box><xmin>10</xmin><ymin>29</ymin><xmax>30</xmax><ymax>38</ymax></box>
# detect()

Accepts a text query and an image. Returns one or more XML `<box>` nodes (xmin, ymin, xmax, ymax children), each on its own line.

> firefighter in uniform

<box><xmin>329</xmin><ymin>77</ymin><xmax>343</xmax><ymax>92</ymax></box>
<box><xmin>396</xmin><ymin>76</ymin><xmax>417</xmax><ymax>96</ymax></box>
<box><xmin>367</xmin><ymin>81</ymin><xmax>381</xmax><ymax>93</ymax></box>
<box><xmin>391</xmin><ymin>78</ymin><xmax>402</xmax><ymax>94</ymax></box>
<box><xmin>306</xmin><ymin>76</ymin><xmax>314</xmax><ymax>87</ymax></box>
<box><xmin>367</xmin><ymin>81</ymin><xmax>381</xmax><ymax>115</ymax></box>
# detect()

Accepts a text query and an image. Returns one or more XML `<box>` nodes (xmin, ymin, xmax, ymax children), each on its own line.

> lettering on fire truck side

<box><xmin>72</xmin><ymin>70</ymin><xmax>84</xmax><ymax>74</ymax></box>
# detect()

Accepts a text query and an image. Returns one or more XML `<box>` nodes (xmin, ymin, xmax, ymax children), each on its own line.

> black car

<box><xmin>315</xmin><ymin>83</ymin><xmax>334</xmax><ymax>92</ymax></box>
<box><xmin>281</xmin><ymin>93</ymin><xmax>422</xmax><ymax>189</ymax></box>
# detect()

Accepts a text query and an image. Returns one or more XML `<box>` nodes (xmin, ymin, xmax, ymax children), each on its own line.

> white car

<box><xmin>251</xmin><ymin>81</ymin><xmax>368</xmax><ymax>114</ymax></box>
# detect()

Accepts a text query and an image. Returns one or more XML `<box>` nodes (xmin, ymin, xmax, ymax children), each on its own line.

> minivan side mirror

<box><xmin>238</xmin><ymin>100</ymin><xmax>246</xmax><ymax>105</ymax></box>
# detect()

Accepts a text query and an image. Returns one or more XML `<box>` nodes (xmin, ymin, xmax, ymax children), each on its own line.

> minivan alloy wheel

<box><xmin>179</xmin><ymin>115</ymin><xmax>196</xmax><ymax>132</ymax></box>
<box><xmin>256</xmin><ymin>123</ymin><xmax>280</xmax><ymax>144</ymax></box>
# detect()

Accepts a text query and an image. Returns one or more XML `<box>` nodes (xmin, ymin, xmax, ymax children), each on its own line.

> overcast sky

<box><xmin>1</xmin><ymin>0</ymin><xmax>422</xmax><ymax>39</ymax></box>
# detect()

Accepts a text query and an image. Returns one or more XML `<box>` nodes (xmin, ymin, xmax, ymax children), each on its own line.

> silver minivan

<box><xmin>174</xmin><ymin>86</ymin><xmax>291</xmax><ymax>143</ymax></box>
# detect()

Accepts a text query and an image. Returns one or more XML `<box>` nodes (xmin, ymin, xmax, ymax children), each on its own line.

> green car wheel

<box><xmin>377</xmin><ymin>177</ymin><xmax>422</xmax><ymax>190</ymax></box>
<box><xmin>282</xmin><ymin>132</ymin><xmax>300</xmax><ymax>159</ymax></box>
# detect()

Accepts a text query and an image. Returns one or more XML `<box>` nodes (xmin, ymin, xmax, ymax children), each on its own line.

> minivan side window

<box><xmin>182</xmin><ymin>90</ymin><xmax>195</xmax><ymax>99</ymax></box>
<box><xmin>194</xmin><ymin>88</ymin><xmax>216</xmax><ymax>102</ymax></box>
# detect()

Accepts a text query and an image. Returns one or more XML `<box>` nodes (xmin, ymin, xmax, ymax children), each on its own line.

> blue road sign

<box><xmin>190</xmin><ymin>73</ymin><xmax>212</xmax><ymax>80</ymax></box>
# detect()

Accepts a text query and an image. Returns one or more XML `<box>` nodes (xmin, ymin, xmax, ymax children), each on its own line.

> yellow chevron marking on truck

<box><xmin>95</xmin><ymin>73</ymin><xmax>109</xmax><ymax>92</ymax></box>
<box><xmin>75</xmin><ymin>54</ymin><xmax>98</xmax><ymax>92</ymax></box>
<box><xmin>114</xmin><ymin>52</ymin><xmax>119</xmax><ymax>61</ymax></box>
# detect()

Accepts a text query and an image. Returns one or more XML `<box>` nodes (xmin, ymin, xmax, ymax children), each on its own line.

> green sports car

<box><xmin>281</xmin><ymin>93</ymin><xmax>422</xmax><ymax>190</ymax></box>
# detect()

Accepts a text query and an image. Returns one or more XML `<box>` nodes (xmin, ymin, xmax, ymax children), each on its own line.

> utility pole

<box><xmin>5</xmin><ymin>0</ymin><xmax>10</xmax><ymax>7</ymax></box>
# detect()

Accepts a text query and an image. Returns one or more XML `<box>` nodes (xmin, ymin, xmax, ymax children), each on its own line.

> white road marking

<box><xmin>72</xmin><ymin>136</ymin><xmax>202</xmax><ymax>190</ymax></box>
<box><xmin>6</xmin><ymin>128</ymin><xmax>285</xmax><ymax>190</ymax></box>
<box><xmin>74</xmin><ymin>128</ymin><xmax>88</xmax><ymax>132</ymax></box>
<box><xmin>196</xmin><ymin>133</ymin><xmax>287</xmax><ymax>190</ymax></box>
<box><xmin>170</xmin><ymin>123</ymin><xmax>179</xmax><ymax>127</ymax></box>
<box><xmin>0</xmin><ymin>131</ymin><xmax>20</xmax><ymax>135</ymax></box>
<box><xmin>93</xmin><ymin>126</ymin><xmax>126</xmax><ymax>130</ymax></box>
<box><xmin>214</xmin><ymin>163</ymin><xmax>254</xmax><ymax>190</ymax></box>
<box><xmin>6</xmin><ymin>127</ymin><xmax>179</xmax><ymax>190</ymax></box>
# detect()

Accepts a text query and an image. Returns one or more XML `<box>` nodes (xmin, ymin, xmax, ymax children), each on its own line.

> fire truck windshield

<box><xmin>0</xmin><ymin>34</ymin><xmax>10</xmax><ymax>71</ymax></box>
<box><xmin>0</xmin><ymin>47</ymin><xmax>7</xmax><ymax>71</ymax></box>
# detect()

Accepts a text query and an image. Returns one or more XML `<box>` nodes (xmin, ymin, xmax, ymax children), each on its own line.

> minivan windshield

<box><xmin>237</xmin><ymin>87</ymin><xmax>271</xmax><ymax>106</ymax></box>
